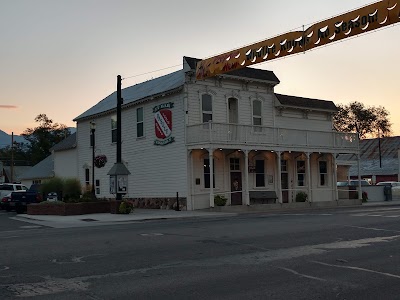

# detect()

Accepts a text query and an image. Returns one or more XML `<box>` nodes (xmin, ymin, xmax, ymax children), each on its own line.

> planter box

<box><xmin>27</xmin><ymin>202</ymin><xmax>110</xmax><ymax>216</ymax></box>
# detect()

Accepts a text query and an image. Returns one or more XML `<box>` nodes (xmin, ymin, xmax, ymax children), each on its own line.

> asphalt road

<box><xmin>1</xmin><ymin>206</ymin><xmax>400</xmax><ymax>299</ymax></box>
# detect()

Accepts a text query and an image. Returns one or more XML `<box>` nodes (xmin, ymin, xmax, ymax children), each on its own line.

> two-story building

<box><xmin>73</xmin><ymin>57</ymin><xmax>359</xmax><ymax>210</ymax></box>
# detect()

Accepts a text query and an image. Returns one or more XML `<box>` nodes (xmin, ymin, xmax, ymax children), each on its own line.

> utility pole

<box><xmin>11</xmin><ymin>132</ymin><xmax>14</xmax><ymax>183</ymax></box>
<box><xmin>108</xmin><ymin>75</ymin><xmax>130</xmax><ymax>203</ymax></box>
<box><xmin>116</xmin><ymin>75</ymin><xmax>122</xmax><ymax>201</ymax></box>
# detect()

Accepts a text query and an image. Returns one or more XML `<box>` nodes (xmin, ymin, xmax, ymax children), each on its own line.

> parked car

<box><xmin>337</xmin><ymin>180</ymin><xmax>371</xmax><ymax>187</ymax></box>
<box><xmin>376</xmin><ymin>181</ymin><xmax>400</xmax><ymax>187</ymax></box>
<box><xmin>5</xmin><ymin>184</ymin><xmax>42</xmax><ymax>213</ymax></box>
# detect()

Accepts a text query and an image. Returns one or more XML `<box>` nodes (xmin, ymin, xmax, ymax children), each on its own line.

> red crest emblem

<box><xmin>155</xmin><ymin>109</ymin><xmax>172</xmax><ymax>139</ymax></box>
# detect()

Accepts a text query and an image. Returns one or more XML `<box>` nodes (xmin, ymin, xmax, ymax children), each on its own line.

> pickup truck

<box><xmin>5</xmin><ymin>184</ymin><xmax>43</xmax><ymax>213</ymax></box>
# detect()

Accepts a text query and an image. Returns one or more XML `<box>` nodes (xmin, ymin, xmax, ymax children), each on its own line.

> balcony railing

<box><xmin>186</xmin><ymin>123</ymin><xmax>358</xmax><ymax>151</ymax></box>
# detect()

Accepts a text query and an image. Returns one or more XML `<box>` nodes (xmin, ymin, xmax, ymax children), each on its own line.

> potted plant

<box><xmin>94</xmin><ymin>155</ymin><xmax>107</xmax><ymax>168</ymax></box>
<box><xmin>214</xmin><ymin>194</ymin><xmax>227</xmax><ymax>206</ymax></box>
<box><xmin>295</xmin><ymin>191</ymin><xmax>308</xmax><ymax>202</ymax></box>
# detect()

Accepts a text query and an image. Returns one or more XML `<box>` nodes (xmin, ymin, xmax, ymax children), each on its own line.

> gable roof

<box><xmin>338</xmin><ymin>136</ymin><xmax>400</xmax><ymax>176</ymax></box>
<box><xmin>74</xmin><ymin>70</ymin><xmax>185</xmax><ymax>121</ymax></box>
<box><xmin>184</xmin><ymin>56</ymin><xmax>280</xmax><ymax>83</ymax></box>
<box><xmin>50</xmin><ymin>132</ymin><xmax>77</xmax><ymax>152</ymax></box>
<box><xmin>19</xmin><ymin>155</ymin><xmax>54</xmax><ymax>180</ymax></box>
<box><xmin>2</xmin><ymin>166</ymin><xmax>32</xmax><ymax>182</ymax></box>
<box><xmin>275</xmin><ymin>93</ymin><xmax>338</xmax><ymax>112</ymax></box>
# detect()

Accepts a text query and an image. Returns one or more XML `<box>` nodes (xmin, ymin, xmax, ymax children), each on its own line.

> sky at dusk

<box><xmin>1</xmin><ymin>0</ymin><xmax>399</xmax><ymax>135</ymax></box>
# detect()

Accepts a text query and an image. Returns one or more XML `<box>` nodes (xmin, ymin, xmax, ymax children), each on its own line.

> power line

<box><xmin>122</xmin><ymin>63</ymin><xmax>181</xmax><ymax>81</ymax></box>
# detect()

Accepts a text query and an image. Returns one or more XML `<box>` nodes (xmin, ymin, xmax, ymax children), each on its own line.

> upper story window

<box><xmin>319</xmin><ymin>161</ymin><xmax>328</xmax><ymax>186</ymax></box>
<box><xmin>202</xmin><ymin>94</ymin><xmax>213</xmax><ymax>123</ymax></box>
<box><xmin>111</xmin><ymin>115</ymin><xmax>117</xmax><ymax>143</ymax></box>
<box><xmin>137</xmin><ymin>107</ymin><xmax>144</xmax><ymax>138</ymax></box>
<box><xmin>252</xmin><ymin>100</ymin><xmax>262</xmax><ymax>132</ymax></box>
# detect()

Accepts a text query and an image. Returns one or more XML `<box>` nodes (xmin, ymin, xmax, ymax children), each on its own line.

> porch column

<box><xmin>276</xmin><ymin>151</ymin><xmax>282</xmax><ymax>204</ymax></box>
<box><xmin>186</xmin><ymin>150</ymin><xmax>193</xmax><ymax>210</ymax></box>
<box><xmin>357</xmin><ymin>153</ymin><xmax>362</xmax><ymax>200</ymax></box>
<box><xmin>209</xmin><ymin>148</ymin><xmax>215</xmax><ymax>207</ymax></box>
<box><xmin>306</xmin><ymin>152</ymin><xmax>312</xmax><ymax>203</ymax></box>
<box><xmin>332</xmin><ymin>154</ymin><xmax>338</xmax><ymax>201</ymax></box>
<box><xmin>244</xmin><ymin>150</ymin><xmax>250</xmax><ymax>206</ymax></box>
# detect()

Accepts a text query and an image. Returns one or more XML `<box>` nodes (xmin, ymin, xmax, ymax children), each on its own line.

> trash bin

<box><xmin>384</xmin><ymin>185</ymin><xmax>392</xmax><ymax>201</ymax></box>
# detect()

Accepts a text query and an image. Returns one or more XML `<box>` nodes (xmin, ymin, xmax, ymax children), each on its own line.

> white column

<box><xmin>209</xmin><ymin>148</ymin><xmax>215</xmax><ymax>207</ymax></box>
<box><xmin>357</xmin><ymin>153</ymin><xmax>362</xmax><ymax>200</ymax></box>
<box><xmin>186</xmin><ymin>150</ymin><xmax>193</xmax><ymax>210</ymax></box>
<box><xmin>306</xmin><ymin>152</ymin><xmax>312</xmax><ymax>203</ymax></box>
<box><xmin>244</xmin><ymin>150</ymin><xmax>250</xmax><ymax>206</ymax></box>
<box><xmin>332</xmin><ymin>153</ymin><xmax>338</xmax><ymax>201</ymax></box>
<box><xmin>276</xmin><ymin>151</ymin><xmax>282</xmax><ymax>204</ymax></box>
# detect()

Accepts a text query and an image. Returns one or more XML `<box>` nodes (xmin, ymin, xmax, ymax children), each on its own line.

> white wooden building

<box><xmin>73</xmin><ymin>57</ymin><xmax>359</xmax><ymax>210</ymax></box>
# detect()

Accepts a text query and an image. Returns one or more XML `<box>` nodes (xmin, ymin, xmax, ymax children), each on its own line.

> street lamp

<box><xmin>90</xmin><ymin>121</ymin><xmax>96</xmax><ymax>198</ymax></box>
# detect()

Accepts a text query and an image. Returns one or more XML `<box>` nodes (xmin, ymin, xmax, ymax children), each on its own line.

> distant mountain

<box><xmin>0</xmin><ymin>130</ymin><xmax>26</xmax><ymax>147</ymax></box>
<box><xmin>0</xmin><ymin>127</ymin><xmax>76</xmax><ymax>148</ymax></box>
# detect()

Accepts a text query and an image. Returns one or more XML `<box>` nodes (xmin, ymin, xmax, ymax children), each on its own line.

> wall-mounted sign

<box><xmin>154</xmin><ymin>102</ymin><xmax>175</xmax><ymax>146</ymax></box>
<box><xmin>196</xmin><ymin>0</ymin><xmax>400</xmax><ymax>80</ymax></box>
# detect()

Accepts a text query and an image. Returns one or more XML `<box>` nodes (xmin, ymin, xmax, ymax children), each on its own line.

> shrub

<box><xmin>214</xmin><ymin>195</ymin><xmax>227</xmax><ymax>206</ymax></box>
<box><xmin>119</xmin><ymin>201</ymin><xmax>133</xmax><ymax>214</ymax></box>
<box><xmin>63</xmin><ymin>178</ymin><xmax>82</xmax><ymax>202</ymax></box>
<box><xmin>296</xmin><ymin>191</ymin><xmax>308</xmax><ymax>202</ymax></box>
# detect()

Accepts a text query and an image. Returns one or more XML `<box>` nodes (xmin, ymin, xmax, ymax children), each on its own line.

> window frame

<box><xmin>318</xmin><ymin>160</ymin><xmax>328</xmax><ymax>187</ymax></box>
<box><xmin>255</xmin><ymin>159</ymin><xmax>265</xmax><ymax>187</ymax></box>
<box><xmin>201</xmin><ymin>94</ymin><xmax>213</xmax><ymax>124</ymax></box>
<box><xmin>111</xmin><ymin>115</ymin><xmax>117</xmax><ymax>143</ymax></box>
<box><xmin>252</xmin><ymin>99</ymin><xmax>262</xmax><ymax>132</ymax></box>
<box><xmin>136</xmin><ymin>107</ymin><xmax>144</xmax><ymax>138</ymax></box>
<box><xmin>203</xmin><ymin>158</ymin><xmax>215</xmax><ymax>189</ymax></box>
<box><xmin>296</xmin><ymin>160</ymin><xmax>306</xmax><ymax>187</ymax></box>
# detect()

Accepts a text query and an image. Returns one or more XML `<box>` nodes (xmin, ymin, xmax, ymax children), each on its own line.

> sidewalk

<box><xmin>12</xmin><ymin>209</ymin><xmax>237</xmax><ymax>228</ymax></box>
<box><xmin>11</xmin><ymin>200</ymin><xmax>400</xmax><ymax>229</ymax></box>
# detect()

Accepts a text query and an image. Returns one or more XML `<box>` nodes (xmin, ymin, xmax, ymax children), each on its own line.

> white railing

<box><xmin>186</xmin><ymin>123</ymin><xmax>358</xmax><ymax>151</ymax></box>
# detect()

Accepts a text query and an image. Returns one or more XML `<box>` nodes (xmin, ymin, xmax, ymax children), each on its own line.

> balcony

<box><xmin>186</xmin><ymin>123</ymin><xmax>358</xmax><ymax>152</ymax></box>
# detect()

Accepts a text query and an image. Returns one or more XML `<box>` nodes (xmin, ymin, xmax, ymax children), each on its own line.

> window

<box><xmin>255</xmin><ymin>159</ymin><xmax>265</xmax><ymax>187</ymax></box>
<box><xmin>230</xmin><ymin>158</ymin><xmax>240</xmax><ymax>171</ymax></box>
<box><xmin>111</xmin><ymin>115</ymin><xmax>117</xmax><ymax>143</ymax></box>
<box><xmin>85</xmin><ymin>168</ymin><xmax>90</xmax><ymax>189</ymax></box>
<box><xmin>137</xmin><ymin>107</ymin><xmax>144</xmax><ymax>138</ymax></box>
<box><xmin>319</xmin><ymin>161</ymin><xmax>328</xmax><ymax>186</ymax></box>
<box><xmin>96</xmin><ymin>179</ymin><xmax>100</xmax><ymax>195</ymax></box>
<box><xmin>281</xmin><ymin>160</ymin><xmax>288</xmax><ymax>172</ymax></box>
<box><xmin>203</xmin><ymin>159</ymin><xmax>215</xmax><ymax>188</ymax></box>
<box><xmin>297</xmin><ymin>160</ymin><xmax>306</xmax><ymax>186</ymax></box>
<box><xmin>202</xmin><ymin>94</ymin><xmax>212</xmax><ymax>123</ymax></box>
<box><xmin>252</xmin><ymin>100</ymin><xmax>262</xmax><ymax>132</ymax></box>
<box><xmin>90</xmin><ymin>131</ymin><xmax>94</xmax><ymax>147</ymax></box>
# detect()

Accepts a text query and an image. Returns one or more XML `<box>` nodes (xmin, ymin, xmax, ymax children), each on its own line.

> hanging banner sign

<box><xmin>154</xmin><ymin>102</ymin><xmax>175</xmax><ymax>146</ymax></box>
<box><xmin>196</xmin><ymin>0</ymin><xmax>400</xmax><ymax>80</ymax></box>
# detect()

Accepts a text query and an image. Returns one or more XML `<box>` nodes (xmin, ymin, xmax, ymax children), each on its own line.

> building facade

<box><xmin>73</xmin><ymin>57</ymin><xmax>359</xmax><ymax>210</ymax></box>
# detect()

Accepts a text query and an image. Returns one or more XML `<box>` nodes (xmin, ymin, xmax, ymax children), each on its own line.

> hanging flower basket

<box><xmin>94</xmin><ymin>155</ymin><xmax>107</xmax><ymax>168</ymax></box>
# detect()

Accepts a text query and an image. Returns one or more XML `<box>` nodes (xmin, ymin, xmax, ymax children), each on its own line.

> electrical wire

<box><xmin>122</xmin><ymin>63</ymin><xmax>181</xmax><ymax>81</ymax></box>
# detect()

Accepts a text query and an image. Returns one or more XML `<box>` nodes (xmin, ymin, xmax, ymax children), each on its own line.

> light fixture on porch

<box><xmin>238</xmin><ymin>150</ymin><xmax>241</xmax><ymax>152</ymax></box>
<box><xmin>201</xmin><ymin>148</ymin><xmax>204</xmax><ymax>150</ymax></box>
<box><xmin>219</xmin><ymin>148</ymin><xmax>222</xmax><ymax>151</ymax></box>
<box><xmin>271</xmin><ymin>150</ymin><xmax>274</xmax><ymax>153</ymax></box>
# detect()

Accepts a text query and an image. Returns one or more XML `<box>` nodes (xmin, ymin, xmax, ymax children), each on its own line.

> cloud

<box><xmin>0</xmin><ymin>105</ymin><xmax>17</xmax><ymax>109</ymax></box>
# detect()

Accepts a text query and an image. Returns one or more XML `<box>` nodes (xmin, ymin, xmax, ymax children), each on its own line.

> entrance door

<box><xmin>230</xmin><ymin>172</ymin><xmax>242</xmax><ymax>205</ymax></box>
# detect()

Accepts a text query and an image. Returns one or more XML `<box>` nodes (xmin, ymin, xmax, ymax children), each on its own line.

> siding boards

<box><xmin>77</xmin><ymin>93</ymin><xmax>187</xmax><ymax>199</ymax></box>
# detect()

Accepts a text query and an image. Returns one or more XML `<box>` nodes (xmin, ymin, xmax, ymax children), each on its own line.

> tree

<box><xmin>0</xmin><ymin>142</ymin><xmax>31</xmax><ymax>166</ymax></box>
<box><xmin>333</xmin><ymin>102</ymin><xmax>392</xmax><ymax>139</ymax></box>
<box><xmin>22</xmin><ymin>114</ymin><xmax>71</xmax><ymax>165</ymax></box>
